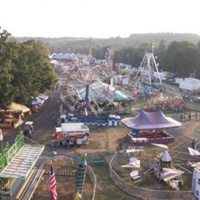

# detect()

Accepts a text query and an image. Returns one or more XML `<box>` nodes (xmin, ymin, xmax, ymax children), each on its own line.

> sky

<box><xmin>1</xmin><ymin>0</ymin><xmax>200</xmax><ymax>38</ymax></box>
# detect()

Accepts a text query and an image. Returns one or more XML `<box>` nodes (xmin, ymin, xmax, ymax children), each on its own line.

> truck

<box><xmin>52</xmin><ymin>123</ymin><xmax>90</xmax><ymax>146</ymax></box>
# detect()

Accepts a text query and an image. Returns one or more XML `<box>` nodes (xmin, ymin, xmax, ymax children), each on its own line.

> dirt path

<box><xmin>3</xmin><ymin>90</ymin><xmax>60</xmax><ymax>142</ymax></box>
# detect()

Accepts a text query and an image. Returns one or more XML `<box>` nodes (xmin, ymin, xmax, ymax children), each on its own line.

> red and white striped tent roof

<box><xmin>121</xmin><ymin>110</ymin><xmax>182</xmax><ymax>130</ymax></box>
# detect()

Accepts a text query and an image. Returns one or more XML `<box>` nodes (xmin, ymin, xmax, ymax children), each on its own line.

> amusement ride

<box><xmin>134</xmin><ymin>47</ymin><xmax>163</xmax><ymax>89</ymax></box>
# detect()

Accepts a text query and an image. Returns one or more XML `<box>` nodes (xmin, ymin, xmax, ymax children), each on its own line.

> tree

<box><xmin>10</xmin><ymin>40</ymin><xmax>57</xmax><ymax>103</ymax></box>
<box><xmin>156</xmin><ymin>40</ymin><xmax>169</xmax><ymax>71</ymax></box>
<box><xmin>0</xmin><ymin>27</ymin><xmax>58</xmax><ymax>107</ymax></box>
<box><xmin>164</xmin><ymin>41</ymin><xmax>199</xmax><ymax>77</ymax></box>
<box><xmin>0</xmin><ymin>28</ymin><xmax>14</xmax><ymax>108</ymax></box>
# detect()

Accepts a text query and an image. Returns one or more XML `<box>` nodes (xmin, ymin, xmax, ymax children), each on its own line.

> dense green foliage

<box><xmin>0</xmin><ymin>28</ymin><xmax>57</xmax><ymax>108</ymax></box>
<box><xmin>164</xmin><ymin>41</ymin><xmax>200</xmax><ymax>77</ymax></box>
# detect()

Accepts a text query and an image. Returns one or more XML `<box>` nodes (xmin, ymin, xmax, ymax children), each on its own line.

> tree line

<box><xmin>2</xmin><ymin>28</ymin><xmax>200</xmax><ymax>108</ymax></box>
<box><xmin>14</xmin><ymin>33</ymin><xmax>200</xmax><ymax>79</ymax></box>
<box><xmin>46</xmin><ymin>36</ymin><xmax>200</xmax><ymax>79</ymax></box>
<box><xmin>113</xmin><ymin>40</ymin><xmax>200</xmax><ymax>79</ymax></box>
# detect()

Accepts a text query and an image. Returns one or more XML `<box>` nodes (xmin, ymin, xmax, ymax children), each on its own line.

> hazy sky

<box><xmin>1</xmin><ymin>0</ymin><xmax>199</xmax><ymax>38</ymax></box>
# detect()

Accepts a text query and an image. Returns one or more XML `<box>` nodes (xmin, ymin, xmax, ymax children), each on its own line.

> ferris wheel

<box><xmin>61</xmin><ymin>63</ymin><xmax>116</xmax><ymax>118</ymax></box>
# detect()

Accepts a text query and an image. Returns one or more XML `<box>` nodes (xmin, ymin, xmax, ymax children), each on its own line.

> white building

<box><xmin>192</xmin><ymin>168</ymin><xmax>200</xmax><ymax>199</ymax></box>
<box><xmin>177</xmin><ymin>78</ymin><xmax>200</xmax><ymax>91</ymax></box>
<box><xmin>113</xmin><ymin>75</ymin><xmax>130</xmax><ymax>85</ymax></box>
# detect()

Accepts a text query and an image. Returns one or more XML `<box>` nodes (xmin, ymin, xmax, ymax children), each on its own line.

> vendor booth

<box><xmin>0</xmin><ymin>102</ymin><xmax>30</xmax><ymax>129</ymax></box>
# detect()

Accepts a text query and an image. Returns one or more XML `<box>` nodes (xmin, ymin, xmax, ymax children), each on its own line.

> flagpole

<box><xmin>50</xmin><ymin>159</ymin><xmax>53</xmax><ymax>200</ymax></box>
<box><xmin>49</xmin><ymin>156</ymin><xmax>57</xmax><ymax>200</ymax></box>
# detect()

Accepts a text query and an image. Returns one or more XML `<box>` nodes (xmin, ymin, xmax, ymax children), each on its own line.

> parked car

<box><xmin>38</xmin><ymin>94</ymin><xmax>49</xmax><ymax>101</ymax></box>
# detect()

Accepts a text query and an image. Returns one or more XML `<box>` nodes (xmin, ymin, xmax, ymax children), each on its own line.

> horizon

<box><xmin>11</xmin><ymin>32</ymin><xmax>200</xmax><ymax>40</ymax></box>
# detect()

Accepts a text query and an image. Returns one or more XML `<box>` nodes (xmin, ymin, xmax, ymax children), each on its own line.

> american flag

<box><xmin>49</xmin><ymin>164</ymin><xmax>57</xmax><ymax>200</ymax></box>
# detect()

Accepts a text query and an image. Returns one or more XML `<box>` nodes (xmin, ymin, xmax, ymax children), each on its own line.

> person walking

<box><xmin>52</xmin><ymin>111</ymin><xmax>56</xmax><ymax>119</ymax></box>
<box><xmin>192</xmin><ymin>139</ymin><xmax>196</xmax><ymax>149</ymax></box>
<box><xmin>180</xmin><ymin>113</ymin><xmax>183</xmax><ymax>121</ymax></box>
<box><xmin>189</xmin><ymin>112</ymin><xmax>192</xmax><ymax>121</ymax></box>
<box><xmin>195</xmin><ymin>112</ymin><xmax>198</xmax><ymax>121</ymax></box>
<box><xmin>11</xmin><ymin>120</ymin><xmax>14</xmax><ymax>129</ymax></box>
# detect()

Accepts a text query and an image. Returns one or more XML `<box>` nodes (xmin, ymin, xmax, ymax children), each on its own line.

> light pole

<box><xmin>0</xmin><ymin>129</ymin><xmax>3</xmax><ymax>156</ymax></box>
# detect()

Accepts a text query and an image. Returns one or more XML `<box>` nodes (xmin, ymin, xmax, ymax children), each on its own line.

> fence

<box><xmin>0</xmin><ymin>131</ymin><xmax>24</xmax><ymax>171</ymax></box>
<box><xmin>109</xmin><ymin>151</ymin><xmax>196</xmax><ymax>200</ymax></box>
<box><xmin>86</xmin><ymin>165</ymin><xmax>97</xmax><ymax>200</ymax></box>
<box><xmin>39</xmin><ymin>152</ymin><xmax>97</xmax><ymax>200</ymax></box>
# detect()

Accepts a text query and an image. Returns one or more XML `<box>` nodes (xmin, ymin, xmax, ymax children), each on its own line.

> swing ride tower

<box><xmin>135</xmin><ymin>47</ymin><xmax>163</xmax><ymax>89</ymax></box>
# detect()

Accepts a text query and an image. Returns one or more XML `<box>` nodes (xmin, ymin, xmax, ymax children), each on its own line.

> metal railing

<box><xmin>86</xmin><ymin>165</ymin><xmax>97</xmax><ymax>200</ymax></box>
<box><xmin>0</xmin><ymin>131</ymin><xmax>24</xmax><ymax>171</ymax></box>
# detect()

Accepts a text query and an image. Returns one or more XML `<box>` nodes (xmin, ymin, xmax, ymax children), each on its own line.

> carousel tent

<box><xmin>121</xmin><ymin>110</ymin><xmax>181</xmax><ymax>130</ymax></box>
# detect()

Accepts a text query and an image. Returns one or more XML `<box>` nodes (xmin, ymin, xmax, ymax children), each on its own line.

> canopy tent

<box><xmin>121</xmin><ymin>110</ymin><xmax>182</xmax><ymax>130</ymax></box>
<box><xmin>77</xmin><ymin>81</ymin><xmax>133</xmax><ymax>101</ymax></box>
<box><xmin>0</xmin><ymin>102</ymin><xmax>30</xmax><ymax>113</ymax></box>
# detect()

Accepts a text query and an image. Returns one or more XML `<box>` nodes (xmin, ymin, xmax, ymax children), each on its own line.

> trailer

<box><xmin>178</xmin><ymin>78</ymin><xmax>200</xmax><ymax>91</ymax></box>
<box><xmin>52</xmin><ymin>123</ymin><xmax>90</xmax><ymax>146</ymax></box>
